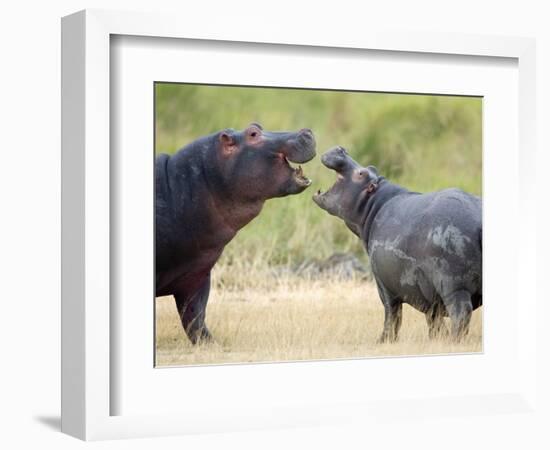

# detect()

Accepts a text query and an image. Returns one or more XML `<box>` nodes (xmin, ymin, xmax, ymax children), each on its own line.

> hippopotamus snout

<box><xmin>313</xmin><ymin>147</ymin><xmax>381</xmax><ymax>223</ymax></box>
<box><xmin>283</xmin><ymin>128</ymin><xmax>316</xmax><ymax>164</ymax></box>
<box><xmin>321</xmin><ymin>146</ymin><xmax>359</xmax><ymax>173</ymax></box>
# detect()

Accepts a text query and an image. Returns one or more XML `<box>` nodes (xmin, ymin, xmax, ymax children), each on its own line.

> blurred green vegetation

<box><xmin>155</xmin><ymin>83</ymin><xmax>482</xmax><ymax>265</ymax></box>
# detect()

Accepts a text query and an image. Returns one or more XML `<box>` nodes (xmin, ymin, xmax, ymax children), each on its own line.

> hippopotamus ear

<box><xmin>357</xmin><ymin>165</ymin><xmax>379</xmax><ymax>181</ymax></box>
<box><xmin>366</xmin><ymin>165</ymin><xmax>379</xmax><ymax>178</ymax></box>
<box><xmin>360</xmin><ymin>166</ymin><xmax>380</xmax><ymax>193</ymax></box>
<box><xmin>219</xmin><ymin>129</ymin><xmax>238</xmax><ymax>156</ymax></box>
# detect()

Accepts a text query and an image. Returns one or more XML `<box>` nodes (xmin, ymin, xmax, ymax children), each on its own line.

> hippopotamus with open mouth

<box><xmin>156</xmin><ymin>123</ymin><xmax>316</xmax><ymax>344</ymax></box>
<box><xmin>313</xmin><ymin>146</ymin><xmax>482</xmax><ymax>342</ymax></box>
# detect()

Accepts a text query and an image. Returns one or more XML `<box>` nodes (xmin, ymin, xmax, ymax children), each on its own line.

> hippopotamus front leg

<box><xmin>441</xmin><ymin>290</ymin><xmax>473</xmax><ymax>341</ymax></box>
<box><xmin>174</xmin><ymin>274</ymin><xmax>213</xmax><ymax>345</ymax></box>
<box><xmin>375</xmin><ymin>282</ymin><xmax>403</xmax><ymax>343</ymax></box>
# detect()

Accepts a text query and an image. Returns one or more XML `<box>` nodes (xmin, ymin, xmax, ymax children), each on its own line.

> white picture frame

<box><xmin>61</xmin><ymin>9</ymin><xmax>538</xmax><ymax>441</ymax></box>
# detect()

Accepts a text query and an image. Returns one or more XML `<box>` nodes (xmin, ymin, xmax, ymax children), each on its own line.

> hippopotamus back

<box><xmin>368</xmin><ymin>188</ymin><xmax>482</xmax><ymax>314</ymax></box>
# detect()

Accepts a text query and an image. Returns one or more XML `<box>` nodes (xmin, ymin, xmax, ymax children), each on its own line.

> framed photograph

<box><xmin>61</xmin><ymin>9</ymin><xmax>538</xmax><ymax>441</ymax></box>
<box><xmin>153</xmin><ymin>83</ymin><xmax>483</xmax><ymax>368</ymax></box>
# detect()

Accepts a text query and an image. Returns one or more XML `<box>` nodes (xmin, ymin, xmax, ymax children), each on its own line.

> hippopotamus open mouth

<box><xmin>276</xmin><ymin>126</ymin><xmax>316</xmax><ymax>189</ymax></box>
<box><xmin>289</xmin><ymin>164</ymin><xmax>311</xmax><ymax>187</ymax></box>
<box><xmin>312</xmin><ymin>146</ymin><xmax>379</xmax><ymax>216</ymax></box>
<box><xmin>233</xmin><ymin>124</ymin><xmax>316</xmax><ymax>196</ymax></box>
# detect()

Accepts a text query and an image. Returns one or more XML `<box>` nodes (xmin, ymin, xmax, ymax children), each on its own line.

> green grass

<box><xmin>155</xmin><ymin>83</ymin><xmax>482</xmax><ymax>266</ymax></box>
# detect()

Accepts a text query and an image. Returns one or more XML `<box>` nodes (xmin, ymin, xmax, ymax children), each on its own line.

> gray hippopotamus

<box><xmin>156</xmin><ymin>123</ymin><xmax>316</xmax><ymax>344</ymax></box>
<box><xmin>313</xmin><ymin>146</ymin><xmax>482</xmax><ymax>342</ymax></box>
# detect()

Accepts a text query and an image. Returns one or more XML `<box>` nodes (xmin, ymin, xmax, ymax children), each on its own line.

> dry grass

<box><xmin>155</xmin><ymin>266</ymin><xmax>482</xmax><ymax>367</ymax></box>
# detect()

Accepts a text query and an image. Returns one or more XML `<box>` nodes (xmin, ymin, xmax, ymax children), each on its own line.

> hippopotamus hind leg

<box><xmin>174</xmin><ymin>274</ymin><xmax>213</xmax><ymax>345</ymax></box>
<box><xmin>441</xmin><ymin>290</ymin><xmax>473</xmax><ymax>341</ymax></box>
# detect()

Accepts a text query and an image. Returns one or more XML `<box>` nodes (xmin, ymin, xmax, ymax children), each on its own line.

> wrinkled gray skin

<box><xmin>313</xmin><ymin>146</ymin><xmax>482</xmax><ymax>342</ymax></box>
